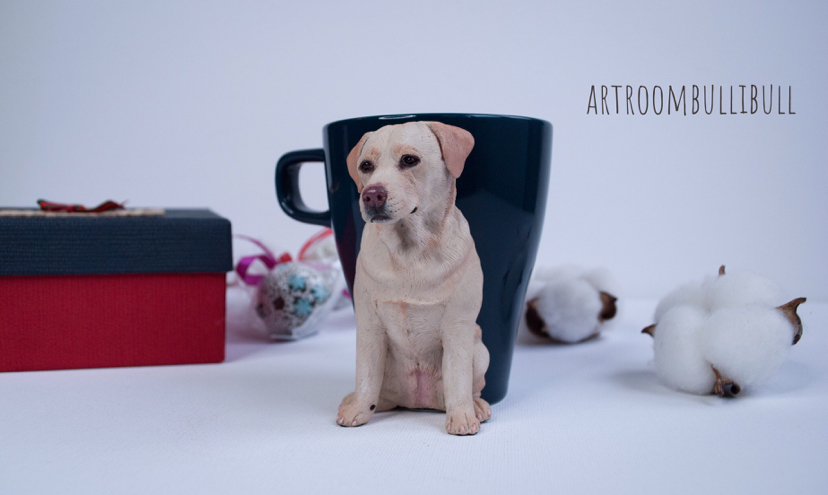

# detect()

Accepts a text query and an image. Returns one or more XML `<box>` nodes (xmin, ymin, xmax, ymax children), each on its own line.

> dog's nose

<box><xmin>362</xmin><ymin>185</ymin><xmax>387</xmax><ymax>209</ymax></box>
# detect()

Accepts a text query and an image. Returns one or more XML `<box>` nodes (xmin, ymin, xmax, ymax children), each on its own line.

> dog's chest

<box><xmin>358</xmin><ymin>245</ymin><xmax>471</xmax><ymax>306</ymax></box>
<box><xmin>377</xmin><ymin>297</ymin><xmax>444</xmax><ymax>339</ymax></box>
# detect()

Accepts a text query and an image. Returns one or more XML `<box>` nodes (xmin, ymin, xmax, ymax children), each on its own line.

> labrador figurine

<box><xmin>336</xmin><ymin>121</ymin><xmax>491</xmax><ymax>435</ymax></box>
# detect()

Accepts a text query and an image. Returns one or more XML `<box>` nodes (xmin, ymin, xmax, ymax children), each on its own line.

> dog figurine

<box><xmin>336</xmin><ymin>121</ymin><xmax>491</xmax><ymax>435</ymax></box>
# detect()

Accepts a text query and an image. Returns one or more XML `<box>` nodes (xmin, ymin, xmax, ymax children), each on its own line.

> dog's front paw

<box><xmin>446</xmin><ymin>407</ymin><xmax>481</xmax><ymax>436</ymax></box>
<box><xmin>336</xmin><ymin>392</ymin><xmax>376</xmax><ymax>427</ymax></box>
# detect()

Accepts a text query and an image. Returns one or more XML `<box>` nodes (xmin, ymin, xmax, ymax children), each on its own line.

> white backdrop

<box><xmin>2</xmin><ymin>0</ymin><xmax>826</xmax><ymax>301</ymax></box>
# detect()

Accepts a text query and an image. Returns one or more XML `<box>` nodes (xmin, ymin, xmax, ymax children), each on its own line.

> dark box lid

<box><xmin>0</xmin><ymin>209</ymin><xmax>232</xmax><ymax>276</ymax></box>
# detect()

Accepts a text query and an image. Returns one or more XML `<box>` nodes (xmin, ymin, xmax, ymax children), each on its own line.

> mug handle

<box><xmin>275</xmin><ymin>149</ymin><xmax>331</xmax><ymax>227</ymax></box>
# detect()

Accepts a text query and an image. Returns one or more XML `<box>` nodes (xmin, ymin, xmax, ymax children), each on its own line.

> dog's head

<box><xmin>346</xmin><ymin>121</ymin><xmax>474</xmax><ymax>224</ymax></box>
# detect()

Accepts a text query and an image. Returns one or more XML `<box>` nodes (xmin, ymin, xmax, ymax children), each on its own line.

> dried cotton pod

<box><xmin>643</xmin><ymin>265</ymin><xmax>806</xmax><ymax>397</ymax></box>
<box><xmin>524</xmin><ymin>266</ymin><xmax>618</xmax><ymax>343</ymax></box>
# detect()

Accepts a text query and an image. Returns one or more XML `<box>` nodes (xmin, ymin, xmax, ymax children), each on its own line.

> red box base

<box><xmin>0</xmin><ymin>273</ymin><xmax>226</xmax><ymax>372</ymax></box>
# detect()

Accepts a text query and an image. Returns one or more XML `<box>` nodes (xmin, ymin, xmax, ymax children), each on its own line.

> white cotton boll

<box><xmin>645</xmin><ymin>265</ymin><xmax>806</xmax><ymax>397</ymax></box>
<box><xmin>652</xmin><ymin>306</ymin><xmax>716</xmax><ymax>394</ymax></box>
<box><xmin>524</xmin><ymin>266</ymin><xmax>619</xmax><ymax>343</ymax></box>
<box><xmin>701</xmin><ymin>306</ymin><xmax>793</xmax><ymax>389</ymax></box>
<box><xmin>528</xmin><ymin>278</ymin><xmax>605</xmax><ymax>343</ymax></box>
<box><xmin>580</xmin><ymin>267</ymin><xmax>621</xmax><ymax>299</ymax></box>
<box><xmin>652</xmin><ymin>267</ymin><xmax>783</xmax><ymax>323</ymax></box>
<box><xmin>704</xmin><ymin>271</ymin><xmax>786</xmax><ymax>311</ymax></box>
<box><xmin>530</xmin><ymin>265</ymin><xmax>619</xmax><ymax>298</ymax></box>
<box><xmin>653</xmin><ymin>279</ymin><xmax>710</xmax><ymax>323</ymax></box>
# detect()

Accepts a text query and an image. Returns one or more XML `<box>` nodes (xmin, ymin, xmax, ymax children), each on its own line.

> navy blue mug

<box><xmin>276</xmin><ymin>113</ymin><xmax>552</xmax><ymax>404</ymax></box>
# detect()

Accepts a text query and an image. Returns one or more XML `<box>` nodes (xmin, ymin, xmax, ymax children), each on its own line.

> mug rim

<box><xmin>325</xmin><ymin>112</ymin><xmax>551</xmax><ymax>129</ymax></box>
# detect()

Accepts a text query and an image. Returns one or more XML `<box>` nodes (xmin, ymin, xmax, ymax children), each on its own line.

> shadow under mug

<box><xmin>276</xmin><ymin>113</ymin><xmax>552</xmax><ymax>404</ymax></box>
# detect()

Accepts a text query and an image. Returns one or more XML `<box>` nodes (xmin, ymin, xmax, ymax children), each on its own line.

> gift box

<box><xmin>0</xmin><ymin>209</ymin><xmax>232</xmax><ymax>372</ymax></box>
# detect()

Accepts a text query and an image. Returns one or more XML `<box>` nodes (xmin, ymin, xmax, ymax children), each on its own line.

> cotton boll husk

<box><xmin>653</xmin><ymin>306</ymin><xmax>716</xmax><ymax>394</ymax></box>
<box><xmin>702</xmin><ymin>306</ymin><xmax>792</xmax><ymax>388</ymax></box>
<box><xmin>653</xmin><ymin>280</ymin><xmax>710</xmax><ymax>323</ymax></box>
<box><xmin>530</xmin><ymin>278</ymin><xmax>604</xmax><ymax>343</ymax></box>
<box><xmin>704</xmin><ymin>271</ymin><xmax>786</xmax><ymax>311</ymax></box>
<box><xmin>517</xmin><ymin>278</ymin><xmax>546</xmax><ymax>338</ymax></box>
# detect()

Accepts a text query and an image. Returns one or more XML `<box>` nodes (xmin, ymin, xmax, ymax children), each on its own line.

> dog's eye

<box><xmin>358</xmin><ymin>161</ymin><xmax>374</xmax><ymax>173</ymax></box>
<box><xmin>400</xmin><ymin>154</ymin><xmax>420</xmax><ymax>168</ymax></box>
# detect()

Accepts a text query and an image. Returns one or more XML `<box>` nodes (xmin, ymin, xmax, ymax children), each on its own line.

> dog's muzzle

<box><xmin>362</xmin><ymin>185</ymin><xmax>391</xmax><ymax>222</ymax></box>
<box><xmin>362</xmin><ymin>185</ymin><xmax>387</xmax><ymax>209</ymax></box>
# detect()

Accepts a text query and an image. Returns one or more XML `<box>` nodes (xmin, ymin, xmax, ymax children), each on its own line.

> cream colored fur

<box><xmin>336</xmin><ymin>121</ymin><xmax>491</xmax><ymax>435</ymax></box>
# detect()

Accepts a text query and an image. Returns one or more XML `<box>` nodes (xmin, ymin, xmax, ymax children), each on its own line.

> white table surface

<box><xmin>2</xmin><ymin>291</ymin><xmax>826</xmax><ymax>495</ymax></box>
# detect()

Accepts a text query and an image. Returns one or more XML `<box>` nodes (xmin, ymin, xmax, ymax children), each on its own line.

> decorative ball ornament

<box><xmin>255</xmin><ymin>261</ymin><xmax>340</xmax><ymax>340</ymax></box>
<box><xmin>234</xmin><ymin>230</ymin><xmax>346</xmax><ymax>341</ymax></box>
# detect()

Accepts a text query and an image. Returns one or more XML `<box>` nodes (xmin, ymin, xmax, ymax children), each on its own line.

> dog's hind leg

<box><xmin>472</xmin><ymin>327</ymin><xmax>492</xmax><ymax>423</ymax></box>
<box><xmin>375</xmin><ymin>394</ymin><xmax>398</xmax><ymax>412</ymax></box>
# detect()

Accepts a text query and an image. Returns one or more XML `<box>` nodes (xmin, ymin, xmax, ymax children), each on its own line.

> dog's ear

<box><xmin>346</xmin><ymin>132</ymin><xmax>372</xmax><ymax>193</ymax></box>
<box><xmin>424</xmin><ymin>122</ymin><xmax>475</xmax><ymax>179</ymax></box>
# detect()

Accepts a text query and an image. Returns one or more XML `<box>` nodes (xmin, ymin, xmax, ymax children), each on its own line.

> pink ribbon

<box><xmin>234</xmin><ymin>235</ymin><xmax>292</xmax><ymax>286</ymax></box>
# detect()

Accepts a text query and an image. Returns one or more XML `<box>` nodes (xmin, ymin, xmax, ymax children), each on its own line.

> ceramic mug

<box><xmin>276</xmin><ymin>113</ymin><xmax>552</xmax><ymax>404</ymax></box>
